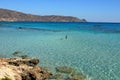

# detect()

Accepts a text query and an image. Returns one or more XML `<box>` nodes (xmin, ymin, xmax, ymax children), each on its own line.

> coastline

<box><xmin>0</xmin><ymin>57</ymin><xmax>87</xmax><ymax>80</ymax></box>
<box><xmin>0</xmin><ymin>57</ymin><xmax>51</xmax><ymax>80</ymax></box>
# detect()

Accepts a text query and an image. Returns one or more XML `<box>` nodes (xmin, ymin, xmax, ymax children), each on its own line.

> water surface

<box><xmin>0</xmin><ymin>22</ymin><xmax>120</xmax><ymax>80</ymax></box>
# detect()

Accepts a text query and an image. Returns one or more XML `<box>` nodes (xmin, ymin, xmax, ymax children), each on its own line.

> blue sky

<box><xmin>0</xmin><ymin>0</ymin><xmax>120</xmax><ymax>22</ymax></box>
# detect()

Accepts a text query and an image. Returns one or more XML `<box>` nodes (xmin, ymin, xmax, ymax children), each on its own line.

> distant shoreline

<box><xmin>0</xmin><ymin>8</ymin><xmax>86</xmax><ymax>22</ymax></box>
<box><xmin>0</xmin><ymin>21</ymin><xmax>120</xmax><ymax>24</ymax></box>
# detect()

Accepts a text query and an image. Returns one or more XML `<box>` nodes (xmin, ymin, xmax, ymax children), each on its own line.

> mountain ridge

<box><xmin>0</xmin><ymin>8</ymin><xmax>86</xmax><ymax>22</ymax></box>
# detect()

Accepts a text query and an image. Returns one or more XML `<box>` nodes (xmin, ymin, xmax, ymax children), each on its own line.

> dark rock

<box><xmin>20</xmin><ymin>55</ymin><xmax>28</xmax><ymax>59</ymax></box>
<box><xmin>13</xmin><ymin>51</ymin><xmax>21</xmax><ymax>56</ymax></box>
<box><xmin>8</xmin><ymin>58</ymin><xmax>39</xmax><ymax>66</ymax></box>
<box><xmin>8</xmin><ymin>61</ymin><xmax>20</xmax><ymax>66</ymax></box>
<box><xmin>56</xmin><ymin>66</ymin><xmax>76</xmax><ymax>74</ymax></box>
<box><xmin>67</xmin><ymin>72</ymin><xmax>86</xmax><ymax>80</ymax></box>
<box><xmin>28</xmin><ymin>58</ymin><xmax>39</xmax><ymax>66</ymax></box>
<box><xmin>48</xmin><ymin>73</ymin><xmax>63</xmax><ymax>79</ymax></box>
<box><xmin>21</xmin><ymin>67</ymin><xmax>41</xmax><ymax>80</ymax></box>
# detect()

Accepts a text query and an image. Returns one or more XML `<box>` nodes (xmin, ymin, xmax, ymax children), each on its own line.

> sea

<box><xmin>0</xmin><ymin>22</ymin><xmax>120</xmax><ymax>80</ymax></box>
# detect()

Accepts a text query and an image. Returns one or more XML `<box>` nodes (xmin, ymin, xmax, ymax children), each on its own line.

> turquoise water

<box><xmin>0</xmin><ymin>22</ymin><xmax>120</xmax><ymax>80</ymax></box>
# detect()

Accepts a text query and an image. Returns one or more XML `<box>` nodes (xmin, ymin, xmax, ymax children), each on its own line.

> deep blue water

<box><xmin>1</xmin><ymin>22</ymin><xmax>120</xmax><ymax>33</ymax></box>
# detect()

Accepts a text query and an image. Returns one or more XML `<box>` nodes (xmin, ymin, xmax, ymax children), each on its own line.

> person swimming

<box><xmin>59</xmin><ymin>35</ymin><xmax>68</xmax><ymax>40</ymax></box>
<box><xmin>65</xmin><ymin>35</ymin><xmax>68</xmax><ymax>39</ymax></box>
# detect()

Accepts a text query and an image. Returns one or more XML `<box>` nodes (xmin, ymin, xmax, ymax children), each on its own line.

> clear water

<box><xmin>0</xmin><ymin>22</ymin><xmax>120</xmax><ymax>80</ymax></box>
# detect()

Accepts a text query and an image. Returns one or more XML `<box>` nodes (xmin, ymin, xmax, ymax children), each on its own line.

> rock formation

<box><xmin>0</xmin><ymin>58</ymin><xmax>51</xmax><ymax>80</ymax></box>
<box><xmin>0</xmin><ymin>57</ymin><xmax>89</xmax><ymax>80</ymax></box>
<box><xmin>0</xmin><ymin>8</ymin><xmax>86</xmax><ymax>22</ymax></box>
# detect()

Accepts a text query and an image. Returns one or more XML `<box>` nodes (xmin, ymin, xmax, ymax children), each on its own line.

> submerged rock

<box><xmin>20</xmin><ymin>55</ymin><xmax>28</xmax><ymax>59</ymax></box>
<box><xmin>0</xmin><ymin>58</ymin><xmax>51</xmax><ymax>80</ymax></box>
<box><xmin>68</xmin><ymin>72</ymin><xmax>86</xmax><ymax>80</ymax></box>
<box><xmin>48</xmin><ymin>73</ymin><xmax>63</xmax><ymax>79</ymax></box>
<box><xmin>56</xmin><ymin>66</ymin><xmax>76</xmax><ymax>74</ymax></box>
<box><xmin>55</xmin><ymin>66</ymin><xmax>87</xmax><ymax>80</ymax></box>
<box><xmin>12</xmin><ymin>51</ymin><xmax>21</xmax><ymax>56</ymax></box>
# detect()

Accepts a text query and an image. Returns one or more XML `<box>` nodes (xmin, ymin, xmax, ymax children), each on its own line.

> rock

<box><xmin>56</xmin><ymin>66</ymin><xmax>76</xmax><ymax>74</ymax></box>
<box><xmin>68</xmin><ymin>72</ymin><xmax>86</xmax><ymax>80</ymax></box>
<box><xmin>8</xmin><ymin>58</ymin><xmax>39</xmax><ymax>66</ymax></box>
<box><xmin>13</xmin><ymin>51</ymin><xmax>21</xmax><ymax>56</ymax></box>
<box><xmin>55</xmin><ymin>66</ymin><xmax>87</xmax><ymax>80</ymax></box>
<box><xmin>20</xmin><ymin>55</ymin><xmax>28</xmax><ymax>59</ymax></box>
<box><xmin>0</xmin><ymin>58</ymin><xmax>51</xmax><ymax>80</ymax></box>
<box><xmin>0</xmin><ymin>64</ymin><xmax>22</xmax><ymax>80</ymax></box>
<box><xmin>28</xmin><ymin>58</ymin><xmax>39</xmax><ymax>66</ymax></box>
<box><xmin>20</xmin><ymin>65</ymin><xmax>42</xmax><ymax>80</ymax></box>
<box><xmin>48</xmin><ymin>73</ymin><xmax>63</xmax><ymax>79</ymax></box>
<box><xmin>0</xmin><ymin>77</ymin><xmax>12</xmax><ymax>80</ymax></box>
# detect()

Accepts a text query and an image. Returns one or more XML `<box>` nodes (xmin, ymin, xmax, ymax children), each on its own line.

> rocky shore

<box><xmin>0</xmin><ymin>57</ymin><xmax>88</xmax><ymax>80</ymax></box>
<box><xmin>0</xmin><ymin>58</ymin><xmax>51</xmax><ymax>80</ymax></box>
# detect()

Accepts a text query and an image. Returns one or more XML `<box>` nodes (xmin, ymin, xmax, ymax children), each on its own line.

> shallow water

<box><xmin>0</xmin><ymin>22</ymin><xmax>120</xmax><ymax>80</ymax></box>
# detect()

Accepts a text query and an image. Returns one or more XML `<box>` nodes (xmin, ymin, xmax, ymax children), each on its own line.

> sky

<box><xmin>0</xmin><ymin>0</ymin><xmax>120</xmax><ymax>22</ymax></box>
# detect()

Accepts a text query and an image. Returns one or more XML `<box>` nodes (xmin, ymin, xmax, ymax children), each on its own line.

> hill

<box><xmin>0</xmin><ymin>8</ymin><xmax>86</xmax><ymax>22</ymax></box>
